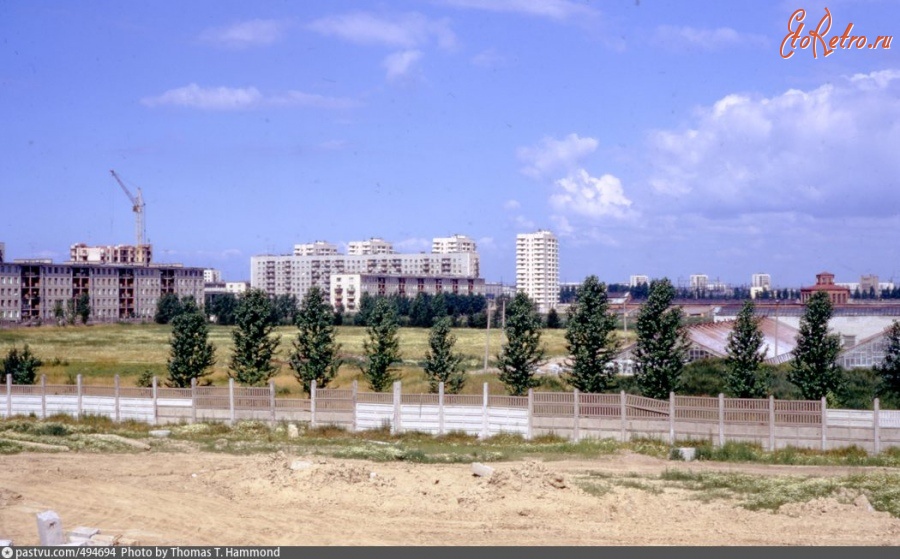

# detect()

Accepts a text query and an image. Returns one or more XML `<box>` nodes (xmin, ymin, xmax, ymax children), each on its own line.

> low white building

<box><xmin>330</xmin><ymin>274</ymin><xmax>485</xmax><ymax>312</ymax></box>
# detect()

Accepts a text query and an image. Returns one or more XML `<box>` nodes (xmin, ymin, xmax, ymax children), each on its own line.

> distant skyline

<box><xmin>2</xmin><ymin>1</ymin><xmax>898</xmax><ymax>287</ymax></box>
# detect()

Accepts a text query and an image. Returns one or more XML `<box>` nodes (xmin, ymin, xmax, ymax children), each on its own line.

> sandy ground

<box><xmin>1</xmin><ymin>450</ymin><xmax>899</xmax><ymax>546</ymax></box>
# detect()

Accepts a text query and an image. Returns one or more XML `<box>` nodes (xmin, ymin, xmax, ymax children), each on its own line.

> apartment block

<box><xmin>330</xmin><ymin>274</ymin><xmax>485</xmax><ymax>312</ymax></box>
<box><xmin>516</xmin><ymin>230</ymin><xmax>559</xmax><ymax>314</ymax></box>
<box><xmin>751</xmin><ymin>273</ymin><xmax>772</xmax><ymax>289</ymax></box>
<box><xmin>629</xmin><ymin>275</ymin><xmax>649</xmax><ymax>287</ymax></box>
<box><xmin>69</xmin><ymin>243</ymin><xmax>152</xmax><ymax>265</ymax></box>
<box><xmin>432</xmin><ymin>234</ymin><xmax>477</xmax><ymax>254</ymax></box>
<box><xmin>253</xmin><ymin>235</ymin><xmax>481</xmax><ymax>304</ymax></box>
<box><xmin>204</xmin><ymin>269</ymin><xmax>222</xmax><ymax>284</ymax></box>
<box><xmin>293</xmin><ymin>241</ymin><xmax>339</xmax><ymax>256</ymax></box>
<box><xmin>689</xmin><ymin>274</ymin><xmax>709</xmax><ymax>291</ymax></box>
<box><xmin>0</xmin><ymin>260</ymin><xmax>204</xmax><ymax>323</ymax></box>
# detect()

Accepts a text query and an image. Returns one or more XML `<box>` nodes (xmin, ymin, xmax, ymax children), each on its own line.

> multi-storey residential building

<box><xmin>860</xmin><ymin>274</ymin><xmax>881</xmax><ymax>297</ymax></box>
<box><xmin>347</xmin><ymin>238</ymin><xmax>394</xmax><ymax>255</ymax></box>
<box><xmin>751</xmin><ymin>273</ymin><xmax>771</xmax><ymax>290</ymax></box>
<box><xmin>226</xmin><ymin>281</ymin><xmax>249</xmax><ymax>295</ymax></box>
<box><xmin>293</xmin><ymin>241</ymin><xmax>339</xmax><ymax>256</ymax></box>
<box><xmin>629</xmin><ymin>275</ymin><xmax>649</xmax><ymax>287</ymax></box>
<box><xmin>689</xmin><ymin>274</ymin><xmax>709</xmax><ymax>291</ymax></box>
<box><xmin>69</xmin><ymin>243</ymin><xmax>152</xmax><ymax>265</ymax></box>
<box><xmin>204</xmin><ymin>269</ymin><xmax>222</xmax><ymax>284</ymax></box>
<box><xmin>0</xmin><ymin>259</ymin><xmax>204</xmax><ymax>323</ymax></box>
<box><xmin>252</xmin><ymin>236</ymin><xmax>481</xmax><ymax>304</ymax></box>
<box><xmin>432</xmin><ymin>234</ymin><xmax>477</xmax><ymax>254</ymax></box>
<box><xmin>516</xmin><ymin>230</ymin><xmax>559</xmax><ymax>314</ymax></box>
<box><xmin>330</xmin><ymin>274</ymin><xmax>485</xmax><ymax>312</ymax></box>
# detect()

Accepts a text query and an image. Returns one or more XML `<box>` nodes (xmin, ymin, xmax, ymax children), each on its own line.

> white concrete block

<box><xmin>287</xmin><ymin>424</ymin><xmax>299</xmax><ymax>439</ymax></box>
<box><xmin>149</xmin><ymin>430</ymin><xmax>171</xmax><ymax>438</ymax></box>
<box><xmin>677</xmin><ymin>447</ymin><xmax>697</xmax><ymax>461</ymax></box>
<box><xmin>289</xmin><ymin>460</ymin><xmax>313</xmax><ymax>471</ymax></box>
<box><xmin>36</xmin><ymin>510</ymin><xmax>65</xmax><ymax>546</ymax></box>
<box><xmin>471</xmin><ymin>462</ymin><xmax>495</xmax><ymax>478</ymax></box>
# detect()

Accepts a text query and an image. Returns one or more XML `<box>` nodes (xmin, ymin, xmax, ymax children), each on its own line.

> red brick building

<box><xmin>800</xmin><ymin>271</ymin><xmax>850</xmax><ymax>305</ymax></box>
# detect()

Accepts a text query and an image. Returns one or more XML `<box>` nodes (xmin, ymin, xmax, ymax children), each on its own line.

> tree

<box><xmin>633</xmin><ymin>278</ymin><xmax>690</xmax><ymax>399</ymax></box>
<box><xmin>75</xmin><ymin>293</ymin><xmax>91</xmax><ymax>324</ymax></box>
<box><xmin>154</xmin><ymin>293</ymin><xmax>184</xmax><ymax>324</ymax></box>
<box><xmin>564</xmin><ymin>276</ymin><xmax>620</xmax><ymax>393</ymax></box>
<box><xmin>2</xmin><ymin>344</ymin><xmax>42</xmax><ymax>384</ymax></box>
<box><xmin>790</xmin><ymin>291</ymin><xmax>843</xmax><ymax>400</ymax></box>
<box><xmin>724</xmin><ymin>300</ymin><xmax>768</xmax><ymax>398</ymax></box>
<box><xmin>289</xmin><ymin>287</ymin><xmax>342</xmax><ymax>395</ymax></box>
<box><xmin>423</xmin><ymin>317</ymin><xmax>466</xmax><ymax>394</ymax></box>
<box><xmin>545</xmin><ymin>308</ymin><xmax>561</xmax><ymax>329</ymax></box>
<box><xmin>497</xmin><ymin>292</ymin><xmax>545</xmax><ymax>396</ymax></box>
<box><xmin>360</xmin><ymin>297</ymin><xmax>401</xmax><ymax>392</ymax></box>
<box><xmin>875</xmin><ymin>320</ymin><xmax>900</xmax><ymax>402</ymax></box>
<box><xmin>205</xmin><ymin>292</ymin><xmax>238</xmax><ymax>325</ymax></box>
<box><xmin>166</xmin><ymin>299</ymin><xmax>216</xmax><ymax>388</ymax></box>
<box><xmin>53</xmin><ymin>300</ymin><xmax>66</xmax><ymax>325</ymax></box>
<box><xmin>272</xmin><ymin>294</ymin><xmax>299</xmax><ymax>326</ymax></box>
<box><xmin>229</xmin><ymin>289</ymin><xmax>280</xmax><ymax>386</ymax></box>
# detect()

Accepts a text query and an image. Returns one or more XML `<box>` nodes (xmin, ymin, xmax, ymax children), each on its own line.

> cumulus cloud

<box><xmin>550</xmin><ymin>170</ymin><xmax>634</xmax><ymax>219</ymax></box>
<box><xmin>141</xmin><ymin>84</ymin><xmax>360</xmax><ymax>111</ymax></box>
<box><xmin>517</xmin><ymin>133</ymin><xmax>598</xmax><ymax>179</ymax></box>
<box><xmin>307</xmin><ymin>12</ymin><xmax>456</xmax><ymax>49</ymax></box>
<box><xmin>653</xmin><ymin>25</ymin><xmax>767</xmax><ymax>50</ymax></box>
<box><xmin>646</xmin><ymin>69</ymin><xmax>900</xmax><ymax>218</ymax></box>
<box><xmin>439</xmin><ymin>0</ymin><xmax>598</xmax><ymax>21</ymax></box>
<box><xmin>503</xmin><ymin>199</ymin><xmax>521</xmax><ymax>210</ymax></box>
<box><xmin>200</xmin><ymin>19</ymin><xmax>289</xmax><ymax>48</ymax></box>
<box><xmin>383</xmin><ymin>50</ymin><xmax>423</xmax><ymax>81</ymax></box>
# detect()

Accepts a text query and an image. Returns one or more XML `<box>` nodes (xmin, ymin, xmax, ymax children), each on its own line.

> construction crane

<box><xmin>109</xmin><ymin>169</ymin><xmax>146</xmax><ymax>249</ymax></box>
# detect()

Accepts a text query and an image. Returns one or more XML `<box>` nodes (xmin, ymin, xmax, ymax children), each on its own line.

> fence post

<box><xmin>228</xmin><ymin>378</ymin><xmax>235</xmax><ymax>426</ymax></box>
<box><xmin>269</xmin><ymin>381</ymin><xmax>276</xmax><ymax>425</ymax></box>
<box><xmin>392</xmin><ymin>381</ymin><xmax>402</xmax><ymax>435</ymax></box>
<box><xmin>769</xmin><ymin>395</ymin><xmax>776</xmax><ymax>451</ymax></box>
<box><xmin>874</xmin><ymin>398</ymin><xmax>881</xmax><ymax>455</ymax></box>
<box><xmin>573</xmin><ymin>389</ymin><xmax>580</xmax><ymax>442</ymax></box>
<box><xmin>41</xmin><ymin>374</ymin><xmax>47</xmax><ymax>419</ymax></box>
<box><xmin>152</xmin><ymin>376</ymin><xmax>158</xmax><ymax>425</ymax></box>
<box><xmin>438</xmin><ymin>382</ymin><xmax>445</xmax><ymax>436</ymax></box>
<box><xmin>718</xmin><ymin>393</ymin><xmax>725</xmax><ymax>447</ymax></box>
<box><xmin>481</xmin><ymin>382</ymin><xmax>489</xmax><ymax>439</ymax></box>
<box><xmin>620</xmin><ymin>390</ymin><xmax>627</xmax><ymax>442</ymax></box>
<box><xmin>190</xmin><ymin>377</ymin><xmax>197</xmax><ymax>424</ymax></box>
<box><xmin>76</xmin><ymin>374</ymin><xmax>83</xmax><ymax>420</ymax></box>
<box><xmin>351</xmin><ymin>380</ymin><xmax>358</xmax><ymax>433</ymax></box>
<box><xmin>5</xmin><ymin>374</ymin><xmax>11</xmax><ymax>419</ymax></box>
<box><xmin>821</xmin><ymin>396</ymin><xmax>827</xmax><ymax>451</ymax></box>
<box><xmin>310</xmin><ymin>380</ymin><xmax>317</xmax><ymax>428</ymax></box>
<box><xmin>669</xmin><ymin>392</ymin><xmax>676</xmax><ymax>445</ymax></box>
<box><xmin>527</xmin><ymin>388</ymin><xmax>534</xmax><ymax>440</ymax></box>
<box><xmin>114</xmin><ymin>374</ymin><xmax>120</xmax><ymax>423</ymax></box>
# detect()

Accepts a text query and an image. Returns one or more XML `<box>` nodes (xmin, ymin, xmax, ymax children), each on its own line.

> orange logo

<box><xmin>781</xmin><ymin>8</ymin><xmax>893</xmax><ymax>59</ymax></box>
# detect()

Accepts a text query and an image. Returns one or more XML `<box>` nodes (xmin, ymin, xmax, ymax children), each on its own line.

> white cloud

<box><xmin>550</xmin><ymin>169</ymin><xmax>634</xmax><ymax>219</ymax></box>
<box><xmin>141</xmin><ymin>84</ymin><xmax>360</xmax><ymax>111</ymax></box>
<box><xmin>394</xmin><ymin>237</ymin><xmax>431</xmax><ymax>252</ymax></box>
<box><xmin>645</xmin><ymin>69</ymin><xmax>900</xmax><ymax>218</ymax></box>
<box><xmin>307</xmin><ymin>12</ymin><xmax>455</xmax><ymax>49</ymax></box>
<box><xmin>513</xmin><ymin>215</ymin><xmax>536</xmax><ymax>230</ymax></box>
<box><xmin>503</xmin><ymin>199</ymin><xmax>521</xmax><ymax>210</ymax></box>
<box><xmin>383</xmin><ymin>50</ymin><xmax>423</xmax><ymax>81</ymax></box>
<box><xmin>517</xmin><ymin>133</ymin><xmax>598</xmax><ymax>179</ymax></box>
<box><xmin>200</xmin><ymin>19</ymin><xmax>289</xmax><ymax>48</ymax></box>
<box><xmin>439</xmin><ymin>0</ymin><xmax>598</xmax><ymax>21</ymax></box>
<box><xmin>653</xmin><ymin>25</ymin><xmax>767</xmax><ymax>50</ymax></box>
<box><xmin>471</xmin><ymin>48</ymin><xmax>506</xmax><ymax>69</ymax></box>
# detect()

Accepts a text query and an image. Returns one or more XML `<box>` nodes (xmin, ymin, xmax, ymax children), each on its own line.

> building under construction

<box><xmin>0</xmin><ymin>244</ymin><xmax>203</xmax><ymax>324</ymax></box>
<box><xmin>69</xmin><ymin>243</ymin><xmax>153</xmax><ymax>265</ymax></box>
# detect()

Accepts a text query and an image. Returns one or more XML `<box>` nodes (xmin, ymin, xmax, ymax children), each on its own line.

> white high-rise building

<box><xmin>432</xmin><ymin>234</ymin><xmax>477</xmax><ymax>254</ymax></box>
<box><xmin>689</xmin><ymin>274</ymin><xmax>709</xmax><ymax>291</ymax></box>
<box><xmin>293</xmin><ymin>241</ymin><xmax>338</xmax><ymax>256</ymax></box>
<box><xmin>516</xmin><ymin>230</ymin><xmax>559</xmax><ymax>314</ymax></box>
<box><xmin>751</xmin><ymin>273</ymin><xmax>771</xmax><ymax>289</ymax></box>
<box><xmin>629</xmin><ymin>275</ymin><xmax>649</xmax><ymax>287</ymax></box>
<box><xmin>347</xmin><ymin>238</ymin><xmax>394</xmax><ymax>255</ymax></box>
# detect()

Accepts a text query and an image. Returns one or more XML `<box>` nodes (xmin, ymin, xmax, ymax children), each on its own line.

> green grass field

<box><xmin>0</xmin><ymin>323</ymin><xmax>629</xmax><ymax>394</ymax></box>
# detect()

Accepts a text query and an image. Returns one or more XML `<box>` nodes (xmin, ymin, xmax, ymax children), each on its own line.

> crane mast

<box><xmin>109</xmin><ymin>169</ymin><xmax>146</xmax><ymax>249</ymax></box>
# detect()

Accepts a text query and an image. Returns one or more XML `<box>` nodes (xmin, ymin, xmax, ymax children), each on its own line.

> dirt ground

<box><xmin>1</xmin><ymin>450</ymin><xmax>899</xmax><ymax>546</ymax></box>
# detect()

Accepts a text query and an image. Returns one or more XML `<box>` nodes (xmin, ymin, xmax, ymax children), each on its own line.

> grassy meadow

<box><xmin>0</xmin><ymin>323</ymin><xmax>611</xmax><ymax>394</ymax></box>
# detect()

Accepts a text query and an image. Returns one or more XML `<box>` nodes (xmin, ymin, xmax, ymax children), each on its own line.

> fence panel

<box><xmin>775</xmin><ymin>400</ymin><xmax>821</xmax><ymax>426</ymax></box>
<box><xmin>533</xmin><ymin>392</ymin><xmax>574</xmax><ymax>417</ymax></box>
<box><xmin>488</xmin><ymin>396</ymin><xmax>528</xmax><ymax>409</ymax></box>
<box><xmin>357</xmin><ymin>403</ymin><xmax>393</xmax><ymax>431</ymax></box>
<box><xmin>195</xmin><ymin>386</ymin><xmax>230</xmax><ymax>410</ymax></box>
<box><xmin>233</xmin><ymin>387</ymin><xmax>271</xmax><ymax>411</ymax></box>
<box><xmin>316</xmin><ymin>389</ymin><xmax>354</xmax><ymax>412</ymax></box>
<box><xmin>627</xmin><ymin>394</ymin><xmax>669</xmax><ymax>419</ymax></box>
<box><xmin>487</xmin><ymin>406</ymin><xmax>529</xmax><ymax>436</ymax></box>
<box><xmin>442</xmin><ymin>405</ymin><xmax>483</xmax><ymax>435</ymax></box>
<box><xmin>579</xmin><ymin>393</ymin><xmax>620</xmax><ymax>418</ymax></box>
<box><xmin>724</xmin><ymin>398</ymin><xmax>770</xmax><ymax>424</ymax></box>
<box><xmin>675</xmin><ymin>396</ymin><xmax>718</xmax><ymax>423</ymax></box>
<box><xmin>400</xmin><ymin>404</ymin><xmax>441</xmax><ymax>434</ymax></box>
<box><xmin>444</xmin><ymin>394</ymin><xmax>482</xmax><ymax>407</ymax></box>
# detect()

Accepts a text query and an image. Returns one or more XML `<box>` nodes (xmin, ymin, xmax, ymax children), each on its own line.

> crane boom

<box><xmin>109</xmin><ymin>169</ymin><xmax>146</xmax><ymax>249</ymax></box>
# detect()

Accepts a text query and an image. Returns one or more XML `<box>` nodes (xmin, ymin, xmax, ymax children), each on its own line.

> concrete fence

<box><xmin>2</xmin><ymin>374</ymin><xmax>899</xmax><ymax>454</ymax></box>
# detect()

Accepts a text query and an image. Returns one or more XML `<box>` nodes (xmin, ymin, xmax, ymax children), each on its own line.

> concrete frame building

<box><xmin>203</xmin><ymin>269</ymin><xmax>222</xmax><ymax>284</ymax></box>
<box><xmin>330</xmin><ymin>274</ymin><xmax>485</xmax><ymax>312</ymax></box>
<box><xmin>69</xmin><ymin>243</ymin><xmax>152</xmax><ymax>266</ymax></box>
<box><xmin>0</xmin><ymin>259</ymin><xmax>204</xmax><ymax>323</ymax></box>
<box><xmin>432</xmin><ymin>234</ymin><xmax>477</xmax><ymax>254</ymax></box>
<box><xmin>293</xmin><ymin>241</ymin><xmax>339</xmax><ymax>256</ymax></box>
<box><xmin>516</xmin><ymin>230</ymin><xmax>559</xmax><ymax>314</ymax></box>
<box><xmin>253</xmin><ymin>236</ymin><xmax>481</xmax><ymax>305</ymax></box>
<box><xmin>689</xmin><ymin>274</ymin><xmax>709</xmax><ymax>291</ymax></box>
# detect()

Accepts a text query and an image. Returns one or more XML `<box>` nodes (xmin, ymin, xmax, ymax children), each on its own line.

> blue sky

<box><xmin>1</xmin><ymin>0</ymin><xmax>898</xmax><ymax>288</ymax></box>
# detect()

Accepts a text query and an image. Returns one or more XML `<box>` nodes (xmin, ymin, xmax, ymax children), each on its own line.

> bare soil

<box><xmin>1</xmin><ymin>450</ymin><xmax>899</xmax><ymax>546</ymax></box>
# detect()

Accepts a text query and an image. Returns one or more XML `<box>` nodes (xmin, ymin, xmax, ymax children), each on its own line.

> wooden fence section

<box><xmin>0</xmin><ymin>374</ymin><xmax>897</xmax><ymax>453</ymax></box>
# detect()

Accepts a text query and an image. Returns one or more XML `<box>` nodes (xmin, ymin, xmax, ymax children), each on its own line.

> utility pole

<box><xmin>484</xmin><ymin>299</ymin><xmax>493</xmax><ymax>373</ymax></box>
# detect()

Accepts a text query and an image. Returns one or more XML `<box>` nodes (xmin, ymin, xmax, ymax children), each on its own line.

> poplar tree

<box><xmin>564</xmin><ymin>275</ymin><xmax>620</xmax><ymax>393</ymax></box>
<box><xmin>633</xmin><ymin>278</ymin><xmax>690</xmax><ymax>399</ymax></box>
<box><xmin>289</xmin><ymin>287</ymin><xmax>342</xmax><ymax>395</ymax></box>
<box><xmin>790</xmin><ymin>291</ymin><xmax>843</xmax><ymax>400</ymax></box>
<box><xmin>166</xmin><ymin>299</ymin><xmax>216</xmax><ymax>388</ymax></box>
<box><xmin>423</xmin><ymin>317</ymin><xmax>466</xmax><ymax>394</ymax></box>
<box><xmin>230</xmin><ymin>289</ymin><xmax>280</xmax><ymax>386</ymax></box>
<box><xmin>497</xmin><ymin>292</ymin><xmax>545</xmax><ymax>396</ymax></box>
<box><xmin>2</xmin><ymin>345</ymin><xmax>42</xmax><ymax>384</ymax></box>
<box><xmin>724</xmin><ymin>300</ymin><xmax>768</xmax><ymax>398</ymax></box>
<box><xmin>361</xmin><ymin>297</ymin><xmax>401</xmax><ymax>392</ymax></box>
